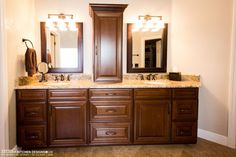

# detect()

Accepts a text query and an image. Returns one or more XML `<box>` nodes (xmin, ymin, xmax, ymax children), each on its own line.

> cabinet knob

<box><xmin>105</xmin><ymin>131</ymin><xmax>117</xmax><ymax>136</ymax></box>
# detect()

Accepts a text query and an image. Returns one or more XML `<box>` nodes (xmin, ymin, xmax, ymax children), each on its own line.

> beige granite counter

<box><xmin>15</xmin><ymin>79</ymin><xmax>201</xmax><ymax>89</ymax></box>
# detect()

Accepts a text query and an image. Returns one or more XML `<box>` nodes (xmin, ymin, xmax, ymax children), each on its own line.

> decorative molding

<box><xmin>227</xmin><ymin>0</ymin><xmax>236</xmax><ymax>149</ymax></box>
<box><xmin>198</xmin><ymin>129</ymin><xmax>228</xmax><ymax>146</ymax></box>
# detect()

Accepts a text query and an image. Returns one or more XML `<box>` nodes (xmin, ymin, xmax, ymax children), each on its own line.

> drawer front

<box><xmin>18</xmin><ymin>125</ymin><xmax>47</xmax><ymax>147</ymax></box>
<box><xmin>172</xmin><ymin>122</ymin><xmax>197</xmax><ymax>143</ymax></box>
<box><xmin>172</xmin><ymin>88</ymin><xmax>198</xmax><ymax>99</ymax></box>
<box><xmin>90</xmin><ymin>123</ymin><xmax>131</xmax><ymax>145</ymax></box>
<box><xmin>172</xmin><ymin>100</ymin><xmax>198</xmax><ymax>121</ymax></box>
<box><xmin>90</xmin><ymin>101</ymin><xmax>132</xmax><ymax>121</ymax></box>
<box><xmin>134</xmin><ymin>89</ymin><xmax>171</xmax><ymax>99</ymax></box>
<box><xmin>17</xmin><ymin>90</ymin><xmax>46</xmax><ymax>101</ymax></box>
<box><xmin>48</xmin><ymin>89</ymin><xmax>87</xmax><ymax>100</ymax></box>
<box><xmin>18</xmin><ymin>102</ymin><xmax>46</xmax><ymax>124</ymax></box>
<box><xmin>89</xmin><ymin>89</ymin><xmax>132</xmax><ymax>100</ymax></box>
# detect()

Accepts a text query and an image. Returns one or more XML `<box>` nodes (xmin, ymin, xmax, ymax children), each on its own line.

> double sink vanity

<box><xmin>16</xmin><ymin>79</ymin><xmax>200</xmax><ymax>148</ymax></box>
<box><xmin>16</xmin><ymin>4</ymin><xmax>200</xmax><ymax>149</ymax></box>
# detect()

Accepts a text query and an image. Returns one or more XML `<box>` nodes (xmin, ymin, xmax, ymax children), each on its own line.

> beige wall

<box><xmin>6</xmin><ymin>0</ymin><xmax>36</xmax><ymax>148</ymax></box>
<box><xmin>170</xmin><ymin>0</ymin><xmax>233</xmax><ymax>136</ymax></box>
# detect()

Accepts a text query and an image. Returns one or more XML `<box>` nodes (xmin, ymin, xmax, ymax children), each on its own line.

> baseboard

<box><xmin>11</xmin><ymin>145</ymin><xmax>19</xmax><ymax>151</ymax></box>
<box><xmin>198</xmin><ymin>129</ymin><xmax>228</xmax><ymax>146</ymax></box>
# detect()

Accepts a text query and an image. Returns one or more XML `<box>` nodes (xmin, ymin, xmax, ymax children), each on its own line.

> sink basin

<box><xmin>144</xmin><ymin>80</ymin><xmax>168</xmax><ymax>85</ymax></box>
<box><xmin>45</xmin><ymin>82</ymin><xmax>70</xmax><ymax>86</ymax></box>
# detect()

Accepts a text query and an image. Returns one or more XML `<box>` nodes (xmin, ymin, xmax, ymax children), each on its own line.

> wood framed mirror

<box><xmin>40</xmin><ymin>22</ymin><xmax>83</xmax><ymax>73</ymax></box>
<box><xmin>127</xmin><ymin>23</ymin><xmax>168</xmax><ymax>73</ymax></box>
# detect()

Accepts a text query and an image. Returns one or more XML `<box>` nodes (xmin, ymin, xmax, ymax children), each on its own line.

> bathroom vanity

<box><xmin>16</xmin><ymin>81</ymin><xmax>199</xmax><ymax>148</ymax></box>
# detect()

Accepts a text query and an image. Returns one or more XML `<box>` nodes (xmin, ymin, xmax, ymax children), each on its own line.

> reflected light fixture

<box><xmin>132</xmin><ymin>15</ymin><xmax>164</xmax><ymax>32</ymax></box>
<box><xmin>46</xmin><ymin>13</ymin><xmax>77</xmax><ymax>31</ymax></box>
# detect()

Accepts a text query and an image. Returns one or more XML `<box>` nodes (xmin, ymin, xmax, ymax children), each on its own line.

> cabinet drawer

<box><xmin>18</xmin><ymin>125</ymin><xmax>47</xmax><ymax>147</ymax></box>
<box><xmin>48</xmin><ymin>89</ymin><xmax>87</xmax><ymax>100</ymax></box>
<box><xmin>90</xmin><ymin>123</ymin><xmax>131</xmax><ymax>145</ymax></box>
<box><xmin>172</xmin><ymin>88</ymin><xmax>198</xmax><ymax>99</ymax></box>
<box><xmin>134</xmin><ymin>89</ymin><xmax>171</xmax><ymax>99</ymax></box>
<box><xmin>17</xmin><ymin>90</ymin><xmax>46</xmax><ymax>101</ymax></box>
<box><xmin>172</xmin><ymin>122</ymin><xmax>197</xmax><ymax>143</ymax></box>
<box><xmin>18</xmin><ymin>102</ymin><xmax>46</xmax><ymax>124</ymax></box>
<box><xmin>172</xmin><ymin>100</ymin><xmax>198</xmax><ymax>121</ymax></box>
<box><xmin>89</xmin><ymin>89</ymin><xmax>132</xmax><ymax>100</ymax></box>
<box><xmin>90</xmin><ymin>101</ymin><xmax>132</xmax><ymax>122</ymax></box>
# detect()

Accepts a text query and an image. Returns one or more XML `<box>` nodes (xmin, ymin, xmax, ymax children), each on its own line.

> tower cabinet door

<box><xmin>49</xmin><ymin>101</ymin><xmax>86</xmax><ymax>146</ymax></box>
<box><xmin>134</xmin><ymin>100</ymin><xmax>171</xmax><ymax>144</ymax></box>
<box><xmin>90</xmin><ymin>4</ymin><xmax>127</xmax><ymax>83</ymax></box>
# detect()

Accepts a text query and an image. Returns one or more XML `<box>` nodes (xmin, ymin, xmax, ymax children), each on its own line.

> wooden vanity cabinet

<box><xmin>171</xmin><ymin>88</ymin><xmax>198</xmax><ymax>143</ymax></box>
<box><xmin>134</xmin><ymin>89</ymin><xmax>171</xmax><ymax>144</ymax></box>
<box><xmin>16</xmin><ymin>87</ymin><xmax>199</xmax><ymax>148</ymax></box>
<box><xmin>16</xmin><ymin>89</ymin><xmax>47</xmax><ymax>148</ymax></box>
<box><xmin>89</xmin><ymin>89</ymin><xmax>133</xmax><ymax>145</ymax></box>
<box><xmin>89</xmin><ymin>4</ymin><xmax>128</xmax><ymax>83</ymax></box>
<box><xmin>48</xmin><ymin>89</ymin><xmax>87</xmax><ymax>146</ymax></box>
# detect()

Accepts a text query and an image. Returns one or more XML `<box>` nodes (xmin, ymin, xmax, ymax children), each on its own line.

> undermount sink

<box><xmin>45</xmin><ymin>82</ymin><xmax>70</xmax><ymax>86</ymax></box>
<box><xmin>144</xmin><ymin>80</ymin><xmax>169</xmax><ymax>85</ymax></box>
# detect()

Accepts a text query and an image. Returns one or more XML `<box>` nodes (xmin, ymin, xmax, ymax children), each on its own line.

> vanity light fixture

<box><xmin>132</xmin><ymin>15</ymin><xmax>164</xmax><ymax>32</ymax></box>
<box><xmin>46</xmin><ymin>13</ymin><xmax>77</xmax><ymax>31</ymax></box>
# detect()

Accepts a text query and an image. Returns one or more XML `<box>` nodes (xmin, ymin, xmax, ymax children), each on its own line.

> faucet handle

<box><xmin>53</xmin><ymin>75</ymin><xmax>59</xmax><ymax>81</ymax></box>
<box><xmin>67</xmin><ymin>74</ymin><xmax>72</xmax><ymax>81</ymax></box>
<box><xmin>137</xmin><ymin>74</ymin><xmax>144</xmax><ymax>80</ymax></box>
<box><xmin>152</xmin><ymin>74</ymin><xmax>158</xmax><ymax>80</ymax></box>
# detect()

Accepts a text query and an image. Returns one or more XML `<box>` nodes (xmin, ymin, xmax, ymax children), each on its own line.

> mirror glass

<box><xmin>46</xmin><ymin>29</ymin><xmax>78</xmax><ymax>68</ymax></box>
<box><xmin>38</xmin><ymin>62</ymin><xmax>49</xmax><ymax>74</ymax></box>
<box><xmin>127</xmin><ymin>23</ymin><xmax>168</xmax><ymax>73</ymax></box>
<box><xmin>40</xmin><ymin>22</ymin><xmax>83</xmax><ymax>73</ymax></box>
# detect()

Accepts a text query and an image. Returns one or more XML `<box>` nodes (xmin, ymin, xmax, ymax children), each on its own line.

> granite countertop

<box><xmin>15</xmin><ymin>79</ymin><xmax>201</xmax><ymax>89</ymax></box>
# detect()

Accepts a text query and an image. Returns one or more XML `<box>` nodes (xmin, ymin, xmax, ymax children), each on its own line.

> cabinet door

<box><xmin>134</xmin><ymin>100</ymin><xmax>171</xmax><ymax>144</ymax></box>
<box><xmin>93</xmin><ymin>11</ymin><xmax>123</xmax><ymax>82</ymax></box>
<box><xmin>49</xmin><ymin>101</ymin><xmax>86</xmax><ymax>146</ymax></box>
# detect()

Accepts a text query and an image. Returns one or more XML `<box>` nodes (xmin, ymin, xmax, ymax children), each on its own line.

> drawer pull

<box><xmin>27</xmin><ymin>112</ymin><xmax>38</xmax><ymax>116</ymax></box>
<box><xmin>106</xmin><ymin>93</ymin><xmax>116</xmax><ymax>96</ymax></box>
<box><xmin>106</xmin><ymin>109</ymin><xmax>117</xmax><ymax>113</ymax></box>
<box><xmin>105</xmin><ymin>131</ymin><xmax>117</xmax><ymax>136</ymax></box>
<box><xmin>28</xmin><ymin>135</ymin><xmax>39</xmax><ymax>139</ymax></box>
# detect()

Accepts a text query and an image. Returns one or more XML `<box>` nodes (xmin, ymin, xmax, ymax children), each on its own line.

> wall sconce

<box><xmin>46</xmin><ymin>13</ymin><xmax>77</xmax><ymax>31</ymax></box>
<box><xmin>132</xmin><ymin>15</ymin><xmax>164</xmax><ymax>32</ymax></box>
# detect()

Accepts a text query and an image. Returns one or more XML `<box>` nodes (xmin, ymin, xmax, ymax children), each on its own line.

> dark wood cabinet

<box><xmin>48</xmin><ymin>89</ymin><xmax>87</xmax><ymax>146</ymax></box>
<box><xmin>89</xmin><ymin>4</ymin><xmax>128</xmax><ymax>83</ymax></box>
<box><xmin>49</xmin><ymin>101</ymin><xmax>86</xmax><ymax>146</ymax></box>
<box><xmin>16</xmin><ymin>90</ymin><xmax>47</xmax><ymax>148</ymax></box>
<box><xmin>171</xmin><ymin>88</ymin><xmax>198</xmax><ymax>143</ymax></box>
<box><xmin>89</xmin><ymin>89</ymin><xmax>132</xmax><ymax>145</ymax></box>
<box><xmin>134</xmin><ymin>89</ymin><xmax>171</xmax><ymax>144</ymax></box>
<box><xmin>16</xmin><ymin>87</ymin><xmax>199</xmax><ymax>148</ymax></box>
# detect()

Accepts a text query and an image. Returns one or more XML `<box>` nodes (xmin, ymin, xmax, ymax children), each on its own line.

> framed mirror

<box><xmin>40</xmin><ymin>22</ymin><xmax>83</xmax><ymax>73</ymax></box>
<box><xmin>127</xmin><ymin>23</ymin><xmax>168</xmax><ymax>73</ymax></box>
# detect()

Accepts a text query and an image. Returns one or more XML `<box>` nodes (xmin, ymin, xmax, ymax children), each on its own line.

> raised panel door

<box><xmin>134</xmin><ymin>100</ymin><xmax>171</xmax><ymax>144</ymax></box>
<box><xmin>49</xmin><ymin>101</ymin><xmax>86</xmax><ymax>146</ymax></box>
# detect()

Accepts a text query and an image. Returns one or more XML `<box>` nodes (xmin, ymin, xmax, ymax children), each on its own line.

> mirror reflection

<box><xmin>45</xmin><ymin>28</ymin><xmax>78</xmax><ymax>68</ymax></box>
<box><xmin>132</xmin><ymin>29</ymin><xmax>163</xmax><ymax>68</ymax></box>
<box><xmin>127</xmin><ymin>23</ymin><xmax>168</xmax><ymax>73</ymax></box>
<box><xmin>40</xmin><ymin>22</ymin><xmax>83</xmax><ymax>73</ymax></box>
